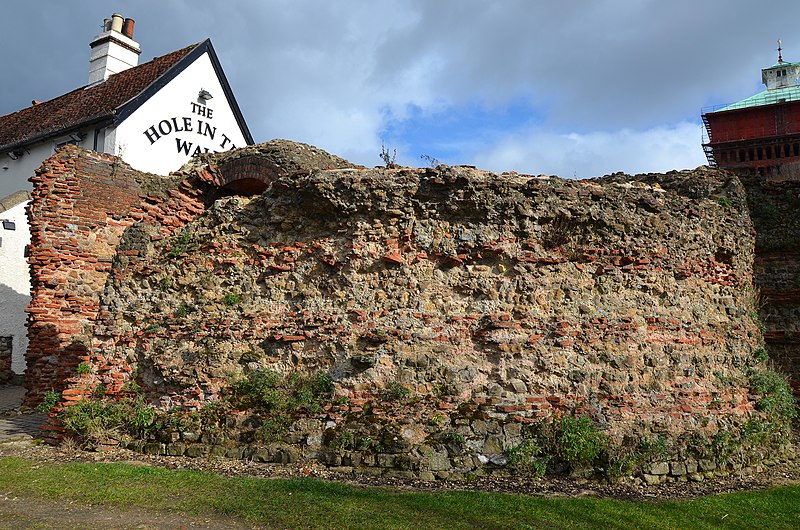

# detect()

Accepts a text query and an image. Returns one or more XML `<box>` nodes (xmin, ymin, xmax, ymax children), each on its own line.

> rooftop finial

<box><xmin>778</xmin><ymin>39</ymin><xmax>784</xmax><ymax>63</ymax></box>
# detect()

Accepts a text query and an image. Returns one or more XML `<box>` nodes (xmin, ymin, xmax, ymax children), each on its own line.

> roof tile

<box><xmin>0</xmin><ymin>44</ymin><xmax>197</xmax><ymax>151</ymax></box>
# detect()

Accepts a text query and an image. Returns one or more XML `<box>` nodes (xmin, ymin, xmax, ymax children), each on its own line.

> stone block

<box><xmin>143</xmin><ymin>442</ymin><xmax>165</xmax><ymax>455</ymax></box>
<box><xmin>482</xmin><ymin>436</ymin><xmax>504</xmax><ymax>455</ymax></box>
<box><xmin>225</xmin><ymin>446</ymin><xmax>245</xmax><ymax>460</ymax></box>
<box><xmin>428</xmin><ymin>450</ymin><xmax>451</xmax><ymax>472</ymax></box>
<box><xmin>669</xmin><ymin>462</ymin><xmax>687</xmax><ymax>476</ymax></box>
<box><xmin>698</xmin><ymin>459</ymin><xmax>717</xmax><ymax>471</ymax></box>
<box><xmin>648</xmin><ymin>462</ymin><xmax>669</xmax><ymax>475</ymax></box>
<box><xmin>642</xmin><ymin>474</ymin><xmax>662</xmax><ymax>485</ymax></box>
<box><xmin>165</xmin><ymin>442</ymin><xmax>186</xmax><ymax>456</ymax></box>
<box><xmin>181</xmin><ymin>431</ymin><xmax>200</xmax><ymax>443</ymax></box>
<box><xmin>377</xmin><ymin>454</ymin><xmax>396</xmax><ymax>468</ymax></box>
<box><xmin>185</xmin><ymin>444</ymin><xmax>209</xmax><ymax>458</ymax></box>
<box><xmin>209</xmin><ymin>445</ymin><xmax>228</xmax><ymax>457</ymax></box>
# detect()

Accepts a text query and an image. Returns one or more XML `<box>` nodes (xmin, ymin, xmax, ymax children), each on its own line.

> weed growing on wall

<box><xmin>555</xmin><ymin>416</ymin><xmax>608</xmax><ymax>470</ymax></box>
<box><xmin>166</xmin><ymin>230</ymin><xmax>194</xmax><ymax>258</ymax></box>
<box><xmin>747</xmin><ymin>367</ymin><xmax>797</xmax><ymax>441</ymax></box>
<box><xmin>36</xmin><ymin>390</ymin><xmax>62</xmax><ymax>413</ymax></box>
<box><xmin>222</xmin><ymin>293</ymin><xmax>242</xmax><ymax>306</ymax></box>
<box><xmin>380</xmin><ymin>381</ymin><xmax>410</xmax><ymax>401</ymax></box>
<box><xmin>59</xmin><ymin>396</ymin><xmax>157</xmax><ymax>446</ymax></box>
<box><xmin>75</xmin><ymin>362</ymin><xmax>92</xmax><ymax>375</ymax></box>
<box><xmin>228</xmin><ymin>369</ymin><xmax>333</xmax><ymax>441</ymax></box>
<box><xmin>379</xmin><ymin>142</ymin><xmax>397</xmax><ymax>168</ymax></box>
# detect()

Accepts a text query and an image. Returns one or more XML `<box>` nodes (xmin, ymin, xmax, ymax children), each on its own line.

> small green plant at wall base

<box><xmin>123</xmin><ymin>378</ymin><xmax>141</xmax><ymax>394</ymax></box>
<box><xmin>229</xmin><ymin>369</ymin><xmax>333</xmax><ymax>417</ymax></box>
<box><xmin>556</xmin><ymin>416</ymin><xmax>608</xmax><ymax>470</ymax></box>
<box><xmin>331</xmin><ymin>430</ymin><xmax>356</xmax><ymax>454</ymax></box>
<box><xmin>257</xmin><ymin>417</ymin><xmax>291</xmax><ymax>443</ymax></box>
<box><xmin>718</xmin><ymin>196</ymin><xmax>733</xmax><ymax>208</ymax></box>
<box><xmin>36</xmin><ymin>390</ymin><xmax>62</xmax><ymax>413</ymax></box>
<box><xmin>93</xmin><ymin>383</ymin><xmax>107</xmax><ymax>398</ymax></box>
<box><xmin>356</xmin><ymin>436</ymin><xmax>374</xmax><ymax>451</ymax></box>
<box><xmin>505</xmin><ymin>438</ymin><xmax>550</xmax><ymax>478</ymax></box>
<box><xmin>747</xmin><ymin>367</ymin><xmax>797</xmax><ymax>440</ymax></box>
<box><xmin>223</xmin><ymin>293</ymin><xmax>241</xmax><ymax>306</ymax></box>
<box><xmin>710</xmin><ymin>431</ymin><xmax>738</xmax><ymax>464</ymax></box>
<box><xmin>76</xmin><ymin>362</ymin><xmax>92</xmax><ymax>375</ymax></box>
<box><xmin>59</xmin><ymin>396</ymin><xmax>157</xmax><ymax>444</ymax></box>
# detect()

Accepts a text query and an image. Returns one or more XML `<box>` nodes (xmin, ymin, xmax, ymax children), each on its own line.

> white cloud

<box><xmin>470</xmin><ymin>121</ymin><xmax>708</xmax><ymax>178</ymax></box>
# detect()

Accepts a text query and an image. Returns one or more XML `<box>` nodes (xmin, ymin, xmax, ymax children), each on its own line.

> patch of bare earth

<box><xmin>0</xmin><ymin>493</ymin><xmax>254</xmax><ymax>530</ymax></box>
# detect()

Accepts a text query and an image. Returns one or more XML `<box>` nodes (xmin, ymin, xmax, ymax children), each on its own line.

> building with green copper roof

<box><xmin>702</xmin><ymin>44</ymin><xmax>800</xmax><ymax>178</ymax></box>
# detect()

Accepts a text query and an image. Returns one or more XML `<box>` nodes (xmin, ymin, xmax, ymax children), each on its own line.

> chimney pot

<box><xmin>88</xmin><ymin>14</ymin><xmax>141</xmax><ymax>85</ymax></box>
<box><xmin>122</xmin><ymin>18</ymin><xmax>135</xmax><ymax>39</ymax></box>
<box><xmin>110</xmin><ymin>13</ymin><xmax>124</xmax><ymax>33</ymax></box>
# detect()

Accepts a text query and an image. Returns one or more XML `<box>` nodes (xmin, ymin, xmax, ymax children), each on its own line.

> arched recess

<box><xmin>216</xmin><ymin>155</ymin><xmax>288</xmax><ymax>196</ymax></box>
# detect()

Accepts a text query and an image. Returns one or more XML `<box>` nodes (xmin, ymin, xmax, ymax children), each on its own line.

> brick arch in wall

<box><xmin>214</xmin><ymin>155</ymin><xmax>289</xmax><ymax>196</ymax></box>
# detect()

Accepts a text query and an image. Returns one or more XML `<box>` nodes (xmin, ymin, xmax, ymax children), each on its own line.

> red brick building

<box><xmin>703</xmin><ymin>48</ymin><xmax>800</xmax><ymax>178</ymax></box>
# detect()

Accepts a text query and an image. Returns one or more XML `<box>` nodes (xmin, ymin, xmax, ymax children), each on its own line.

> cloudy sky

<box><xmin>1</xmin><ymin>1</ymin><xmax>798</xmax><ymax>178</ymax></box>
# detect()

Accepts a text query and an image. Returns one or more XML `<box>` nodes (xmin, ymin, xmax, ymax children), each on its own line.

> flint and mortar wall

<box><xmin>87</xmin><ymin>157</ymin><xmax>765</xmax><ymax>444</ymax></box>
<box><xmin>26</xmin><ymin>143</ymin><xmax>787</xmax><ymax>480</ymax></box>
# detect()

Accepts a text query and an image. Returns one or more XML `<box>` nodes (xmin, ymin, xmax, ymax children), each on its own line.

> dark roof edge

<box><xmin>115</xmin><ymin>39</ymin><xmax>254</xmax><ymax>145</ymax></box>
<box><xmin>204</xmin><ymin>40</ymin><xmax>254</xmax><ymax>145</ymax></box>
<box><xmin>0</xmin><ymin>115</ymin><xmax>114</xmax><ymax>153</ymax></box>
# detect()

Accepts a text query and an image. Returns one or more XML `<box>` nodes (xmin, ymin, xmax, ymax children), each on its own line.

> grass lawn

<box><xmin>0</xmin><ymin>456</ymin><xmax>797</xmax><ymax>529</ymax></box>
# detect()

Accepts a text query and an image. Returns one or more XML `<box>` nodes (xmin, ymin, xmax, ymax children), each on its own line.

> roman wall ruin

<box><xmin>21</xmin><ymin>142</ymin><xmax>796</xmax><ymax>482</ymax></box>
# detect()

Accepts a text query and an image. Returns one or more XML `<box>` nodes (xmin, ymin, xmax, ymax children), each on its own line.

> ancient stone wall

<box><xmin>86</xmin><ymin>160</ymin><xmax>765</xmax><ymax>443</ymax></box>
<box><xmin>24</xmin><ymin>146</ymin><xmax>211</xmax><ymax>403</ymax></box>
<box><xmin>742</xmin><ymin>174</ymin><xmax>800</xmax><ymax>394</ymax></box>
<box><xmin>25</xmin><ymin>142</ymin><xmax>359</xmax><ymax>405</ymax></box>
<box><xmin>26</xmin><ymin>143</ymin><xmax>794</xmax><ymax>482</ymax></box>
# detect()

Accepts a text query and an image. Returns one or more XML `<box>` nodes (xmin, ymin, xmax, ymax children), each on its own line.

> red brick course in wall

<box><xmin>24</xmin><ymin>146</ymin><xmax>215</xmax><ymax>404</ymax></box>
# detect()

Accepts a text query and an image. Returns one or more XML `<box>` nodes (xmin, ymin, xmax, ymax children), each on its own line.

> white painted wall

<box><xmin>115</xmin><ymin>51</ymin><xmax>248</xmax><ymax>175</ymax></box>
<box><xmin>0</xmin><ymin>132</ymin><xmax>95</xmax><ymax>198</ymax></box>
<box><xmin>0</xmin><ymin>199</ymin><xmax>31</xmax><ymax>374</ymax></box>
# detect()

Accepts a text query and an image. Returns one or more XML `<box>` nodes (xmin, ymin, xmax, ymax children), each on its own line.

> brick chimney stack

<box><xmin>88</xmin><ymin>14</ymin><xmax>141</xmax><ymax>85</ymax></box>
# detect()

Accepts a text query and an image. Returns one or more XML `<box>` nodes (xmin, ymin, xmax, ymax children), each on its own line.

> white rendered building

<box><xmin>0</xmin><ymin>191</ymin><xmax>31</xmax><ymax>377</ymax></box>
<box><xmin>0</xmin><ymin>13</ymin><xmax>253</xmax><ymax>376</ymax></box>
